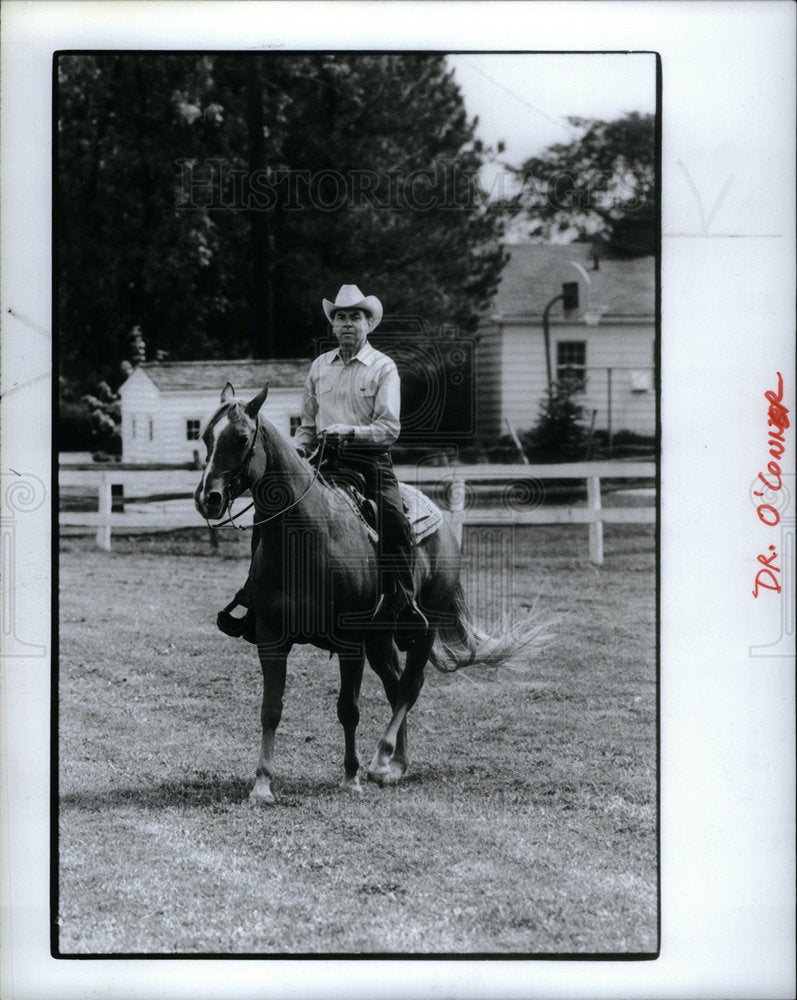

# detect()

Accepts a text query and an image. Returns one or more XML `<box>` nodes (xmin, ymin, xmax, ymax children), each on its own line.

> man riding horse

<box><xmin>217</xmin><ymin>284</ymin><xmax>430</xmax><ymax>649</ymax></box>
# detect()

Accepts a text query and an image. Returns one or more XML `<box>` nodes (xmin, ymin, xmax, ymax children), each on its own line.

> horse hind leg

<box><xmin>364</xmin><ymin>631</ymin><xmax>409</xmax><ymax>782</ymax></box>
<box><xmin>337</xmin><ymin>648</ymin><xmax>365</xmax><ymax>794</ymax></box>
<box><xmin>367</xmin><ymin>628</ymin><xmax>435</xmax><ymax>786</ymax></box>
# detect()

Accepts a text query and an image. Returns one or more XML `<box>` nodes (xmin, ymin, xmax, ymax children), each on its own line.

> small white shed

<box><xmin>119</xmin><ymin>359</ymin><xmax>310</xmax><ymax>464</ymax></box>
<box><xmin>477</xmin><ymin>244</ymin><xmax>656</xmax><ymax>440</ymax></box>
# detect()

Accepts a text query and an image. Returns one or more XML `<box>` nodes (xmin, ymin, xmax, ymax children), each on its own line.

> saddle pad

<box><xmin>399</xmin><ymin>482</ymin><xmax>444</xmax><ymax>543</ymax></box>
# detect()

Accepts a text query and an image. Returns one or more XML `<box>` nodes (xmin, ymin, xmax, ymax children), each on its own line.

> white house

<box><xmin>477</xmin><ymin>244</ymin><xmax>656</xmax><ymax>440</ymax></box>
<box><xmin>119</xmin><ymin>359</ymin><xmax>309</xmax><ymax>464</ymax></box>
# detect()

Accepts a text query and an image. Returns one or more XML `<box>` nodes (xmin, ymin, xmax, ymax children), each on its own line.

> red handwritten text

<box><xmin>753</xmin><ymin>545</ymin><xmax>781</xmax><ymax>597</ymax></box>
<box><xmin>753</xmin><ymin>373</ymin><xmax>789</xmax><ymax>597</ymax></box>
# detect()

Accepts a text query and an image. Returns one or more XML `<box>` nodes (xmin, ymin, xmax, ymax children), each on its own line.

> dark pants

<box><xmin>235</xmin><ymin>447</ymin><xmax>415</xmax><ymax>609</ymax></box>
<box><xmin>333</xmin><ymin>448</ymin><xmax>415</xmax><ymax>605</ymax></box>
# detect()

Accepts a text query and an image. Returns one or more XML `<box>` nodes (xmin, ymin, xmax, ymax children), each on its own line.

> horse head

<box><xmin>194</xmin><ymin>381</ymin><xmax>269</xmax><ymax>521</ymax></box>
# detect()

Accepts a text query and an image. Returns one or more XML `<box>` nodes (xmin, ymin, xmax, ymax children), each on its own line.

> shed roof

<box><xmin>493</xmin><ymin>243</ymin><xmax>655</xmax><ymax>319</ymax></box>
<box><xmin>135</xmin><ymin>358</ymin><xmax>310</xmax><ymax>392</ymax></box>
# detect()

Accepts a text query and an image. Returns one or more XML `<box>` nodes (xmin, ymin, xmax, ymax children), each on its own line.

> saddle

<box><xmin>317</xmin><ymin>456</ymin><xmax>442</xmax><ymax>544</ymax></box>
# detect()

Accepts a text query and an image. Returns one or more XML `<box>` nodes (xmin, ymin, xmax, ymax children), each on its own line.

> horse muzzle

<box><xmin>194</xmin><ymin>481</ymin><xmax>226</xmax><ymax>521</ymax></box>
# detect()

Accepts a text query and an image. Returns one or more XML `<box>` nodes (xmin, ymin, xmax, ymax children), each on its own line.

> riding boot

<box><xmin>391</xmin><ymin>581</ymin><xmax>429</xmax><ymax>651</ymax></box>
<box><xmin>379</xmin><ymin>553</ymin><xmax>429</xmax><ymax>652</ymax></box>
<box><xmin>216</xmin><ymin>580</ymin><xmax>256</xmax><ymax>644</ymax></box>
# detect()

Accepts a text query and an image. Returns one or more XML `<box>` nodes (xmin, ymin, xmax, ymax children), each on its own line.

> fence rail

<box><xmin>59</xmin><ymin>461</ymin><xmax>655</xmax><ymax>564</ymax></box>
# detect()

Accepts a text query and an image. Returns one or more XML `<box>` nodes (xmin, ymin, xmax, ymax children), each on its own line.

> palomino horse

<box><xmin>194</xmin><ymin>382</ymin><xmax>537</xmax><ymax>805</ymax></box>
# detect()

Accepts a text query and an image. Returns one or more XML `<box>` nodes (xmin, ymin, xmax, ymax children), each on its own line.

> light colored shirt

<box><xmin>295</xmin><ymin>341</ymin><xmax>401</xmax><ymax>450</ymax></box>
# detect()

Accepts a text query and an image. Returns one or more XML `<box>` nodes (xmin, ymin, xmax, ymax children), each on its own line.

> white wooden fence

<box><xmin>60</xmin><ymin>461</ymin><xmax>655</xmax><ymax>565</ymax></box>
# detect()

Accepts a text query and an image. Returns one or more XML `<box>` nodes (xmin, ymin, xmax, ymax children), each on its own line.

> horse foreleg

<box><xmin>368</xmin><ymin>628</ymin><xmax>435</xmax><ymax>785</ymax></box>
<box><xmin>365</xmin><ymin>632</ymin><xmax>409</xmax><ymax>781</ymax></box>
<box><xmin>337</xmin><ymin>648</ymin><xmax>365</xmax><ymax>794</ymax></box>
<box><xmin>251</xmin><ymin>641</ymin><xmax>289</xmax><ymax>806</ymax></box>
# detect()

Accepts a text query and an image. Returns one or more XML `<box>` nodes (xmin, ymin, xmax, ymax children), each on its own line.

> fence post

<box><xmin>587</xmin><ymin>475</ymin><xmax>603</xmax><ymax>565</ymax></box>
<box><xmin>96</xmin><ymin>479</ymin><xmax>112</xmax><ymax>551</ymax></box>
<box><xmin>448</xmin><ymin>474</ymin><xmax>465</xmax><ymax>547</ymax></box>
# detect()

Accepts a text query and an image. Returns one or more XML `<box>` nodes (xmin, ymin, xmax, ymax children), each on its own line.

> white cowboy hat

<box><xmin>322</xmin><ymin>284</ymin><xmax>383</xmax><ymax>328</ymax></box>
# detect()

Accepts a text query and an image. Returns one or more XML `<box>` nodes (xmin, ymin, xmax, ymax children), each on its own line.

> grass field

<box><xmin>57</xmin><ymin>523</ymin><xmax>657</xmax><ymax>955</ymax></box>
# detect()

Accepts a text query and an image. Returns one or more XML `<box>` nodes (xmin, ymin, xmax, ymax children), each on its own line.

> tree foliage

<box><xmin>523</xmin><ymin>375</ymin><xmax>589</xmax><ymax>462</ymax></box>
<box><xmin>57</xmin><ymin>53</ymin><xmax>506</xmax><ymax>395</ymax></box>
<box><xmin>507</xmin><ymin>112</ymin><xmax>656</xmax><ymax>256</ymax></box>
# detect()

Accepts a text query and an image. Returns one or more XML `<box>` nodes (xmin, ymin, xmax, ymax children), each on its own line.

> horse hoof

<box><xmin>340</xmin><ymin>777</ymin><xmax>363</xmax><ymax>795</ymax></box>
<box><xmin>249</xmin><ymin>789</ymin><xmax>276</xmax><ymax>807</ymax></box>
<box><xmin>387</xmin><ymin>760</ymin><xmax>408</xmax><ymax>782</ymax></box>
<box><xmin>366</xmin><ymin>767</ymin><xmax>388</xmax><ymax>787</ymax></box>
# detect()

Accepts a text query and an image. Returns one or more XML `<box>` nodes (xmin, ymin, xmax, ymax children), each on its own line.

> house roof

<box><xmin>134</xmin><ymin>359</ymin><xmax>311</xmax><ymax>392</ymax></box>
<box><xmin>492</xmin><ymin>243</ymin><xmax>655</xmax><ymax>319</ymax></box>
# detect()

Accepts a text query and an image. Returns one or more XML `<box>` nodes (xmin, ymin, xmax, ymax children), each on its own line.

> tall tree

<box><xmin>506</xmin><ymin>112</ymin><xmax>656</xmax><ymax>256</ymax></box>
<box><xmin>57</xmin><ymin>52</ymin><xmax>506</xmax><ymax>390</ymax></box>
<box><xmin>270</xmin><ymin>53</ymin><xmax>507</xmax><ymax>348</ymax></box>
<box><xmin>57</xmin><ymin>53</ymin><xmax>253</xmax><ymax>388</ymax></box>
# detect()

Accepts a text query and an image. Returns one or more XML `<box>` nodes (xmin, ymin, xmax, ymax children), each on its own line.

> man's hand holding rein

<box><xmin>320</xmin><ymin>425</ymin><xmax>356</xmax><ymax>448</ymax></box>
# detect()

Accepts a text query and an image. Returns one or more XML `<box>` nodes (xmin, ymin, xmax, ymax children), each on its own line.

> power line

<box><xmin>460</xmin><ymin>60</ymin><xmax>579</xmax><ymax>138</ymax></box>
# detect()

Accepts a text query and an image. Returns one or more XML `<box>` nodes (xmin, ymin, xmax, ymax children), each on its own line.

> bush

<box><xmin>58</xmin><ymin>377</ymin><xmax>122</xmax><ymax>455</ymax></box>
<box><xmin>58</xmin><ymin>398</ymin><xmax>96</xmax><ymax>451</ymax></box>
<box><xmin>523</xmin><ymin>376</ymin><xmax>588</xmax><ymax>462</ymax></box>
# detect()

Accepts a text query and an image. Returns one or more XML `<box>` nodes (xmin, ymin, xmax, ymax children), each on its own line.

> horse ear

<box><xmin>221</xmin><ymin>381</ymin><xmax>235</xmax><ymax>404</ymax></box>
<box><xmin>245</xmin><ymin>383</ymin><xmax>269</xmax><ymax>419</ymax></box>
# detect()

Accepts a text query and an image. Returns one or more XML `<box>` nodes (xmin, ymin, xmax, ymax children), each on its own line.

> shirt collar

<box><xmin>331</xmin><ymin>341</ymin><xmax>375</xmax><ymax>366</ymax></box>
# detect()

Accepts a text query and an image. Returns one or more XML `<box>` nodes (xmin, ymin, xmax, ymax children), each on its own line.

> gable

<box><xmin>118</xmin><ymin>367</ymin><xmax>159</xmax><ymax>399</ymax></box>
<box><xmin>130</xmin><ymin>359</ymin><xmax>310</xmax><ymax>393</ymax></box>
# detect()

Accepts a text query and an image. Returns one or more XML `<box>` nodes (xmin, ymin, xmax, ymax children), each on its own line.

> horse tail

<box><xmin>427</xmin><ymin>583</ymin><xmax>549</xmax><ymax>673</ymax></box>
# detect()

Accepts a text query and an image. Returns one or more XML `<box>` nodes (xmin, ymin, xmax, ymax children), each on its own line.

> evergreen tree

<box><xmin>523</xmin><ymin>374</ymin><xmax>588</xmax><ymax>462</ymax></box>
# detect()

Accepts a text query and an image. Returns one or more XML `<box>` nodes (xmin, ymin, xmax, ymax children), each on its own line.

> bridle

<box><xmin>203</xmin><ymin>416</ymin><xmax>326</xmax><ymax>532</ymax></box>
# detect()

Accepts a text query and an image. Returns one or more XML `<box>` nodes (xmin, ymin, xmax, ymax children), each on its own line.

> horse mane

<box><xmin>251</xmin><ymin>411</ymin><xmax>368</xmax><ymax>524</ymax></box>
<box><xmin>255</xmin><ymin>413</ymin><xmax>306</xmax><ymax>471</ymax></box>
<box><xmin>253</xmin><ymin>412</ymin><xmax>361</xmax><ymax>501</ymax></box>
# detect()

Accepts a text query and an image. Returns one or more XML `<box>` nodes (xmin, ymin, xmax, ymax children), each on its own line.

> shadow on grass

<box><xmin>58</xmin><ymin>760</ymin><xmax>487</xmax><ymax>813</ymax></box>
<box><xmin>58</xmin><ymin>773</ymin><xmax>348</xmax><ymax>812</ymax></box>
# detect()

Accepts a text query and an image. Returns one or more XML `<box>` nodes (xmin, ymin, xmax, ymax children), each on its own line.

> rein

<box><xmin>205</xmin><ymin>425</ymin><xmax>326</xmax><ymax>532</ymax></box>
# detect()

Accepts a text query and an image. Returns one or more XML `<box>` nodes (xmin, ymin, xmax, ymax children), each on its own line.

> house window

<box><xmin>131</xmin><ymin>417</ymin><xmax>137</xmax><ymax>439</ymax></box>
<box><xmin>556</xmin><ymin>341</ymin><xmax>586</xmax><ymax>389</ymax></box>
<box><xmin>148</xmin><ymin>418</ymin><xmax>154</xmax><ymax>441</ymax></box>
<box><xmin>289</xmin><ymin>416</ymin><xmax>301</xmax><ymax>437</ymax></box>
<box><xmin>186</xmin><ymin>419</ymin><xmax>201</xmax><ymax>441</ymax></box>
